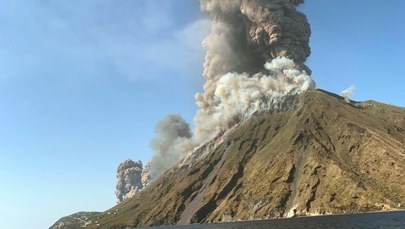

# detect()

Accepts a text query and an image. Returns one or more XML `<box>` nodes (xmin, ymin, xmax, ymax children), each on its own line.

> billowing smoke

<box><xmin>115</xmin><ymin>160</ymin><xmax>149</xmax><ymax>203</ymax></box>
<box><xmin>195</xmin><ymin>0</ymin><xmax>314</xmax><ymax>141</ymax></box>
<box><xmin>149</xmin><ymin>114</ymin><xmax>198</xmax><ymax>178</ymax></box>
<box><xmin>115</xmin><ymin>0</ymin><xmax>314</xmax><ymax>196</ymax></box>
<box><xmin>195</xmin><ymin>57</ymin><xmax>314</xmax><ymax>140</ymax></box>
<box><xmin>341</xmin><ymin>86</ymin><xmax>356</xmax><ymax>103</ymax></box>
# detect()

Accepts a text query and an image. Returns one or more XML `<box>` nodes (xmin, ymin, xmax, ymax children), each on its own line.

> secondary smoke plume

<box><xmin>115</xmin><ymin>160</ymin><xmax>145</xmax><ymax>203</ymax></box>
<box><xmin>115</xmin><ymin>115</ymin><xmax>196</xmax><ymax>202</ymax></box>
<box><xmin>149</xmin><ymin>114</ymin><xmax>198</xmax><ymax>178</ymax></box>
<box><xmin>341</xmin><ymin>86</ymin><xmax>355</xmax><ymax>103</ymax></box>
<box><xmin>195</xmin><ymin>0</ymin><xmax>314</xmax><ymax>140</ymax></box>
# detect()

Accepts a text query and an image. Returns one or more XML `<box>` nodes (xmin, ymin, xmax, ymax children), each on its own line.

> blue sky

<box><xmin>0</xmin><ymin>1</ymin><xmax>404</xmax><ymax>228</ymax></box>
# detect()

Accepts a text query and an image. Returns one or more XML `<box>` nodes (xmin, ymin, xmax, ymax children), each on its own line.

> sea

<box><xmin>138</xmin><ymin>211</ymin><xmax>405</xmax><ymax>229</ymax></box>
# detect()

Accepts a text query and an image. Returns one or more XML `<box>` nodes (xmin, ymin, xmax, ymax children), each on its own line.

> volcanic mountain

<box><xmin>51</xmin><ymin>90</ymin><xmax>405</xmax><ymax>229</ymax></box>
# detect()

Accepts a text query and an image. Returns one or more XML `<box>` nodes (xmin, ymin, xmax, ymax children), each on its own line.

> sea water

<box><xmin>138</xmin><ymin>211</ymin><xmax>405</xmax><ymax>229</ymax></box>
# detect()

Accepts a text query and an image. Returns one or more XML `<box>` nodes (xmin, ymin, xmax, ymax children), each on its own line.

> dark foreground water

<box><xmin>139</xmin><ymin>211</ymin><xmax>405</xmax><ymax>229</ymax></box>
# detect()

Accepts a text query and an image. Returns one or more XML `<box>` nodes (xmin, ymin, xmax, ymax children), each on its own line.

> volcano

<box><xmin>51</xmin><ymin>89</ymin><xmax>405</xmax><ymax>229</ymax></box>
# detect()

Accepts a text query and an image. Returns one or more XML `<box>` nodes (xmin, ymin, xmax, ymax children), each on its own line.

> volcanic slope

<box><xmin>51</xmin><ymin>90</ymin><xmax>405</xmax><ymax>229</ymax></box>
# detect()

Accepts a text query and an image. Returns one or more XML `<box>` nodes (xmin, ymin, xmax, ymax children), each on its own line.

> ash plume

<box><xmin>115</xmin><ymin>160</ymin><xmax>145</xmax><ymax>203</ymax></box>
<box><xmin>195</xmin><ymin>0</ymin><xmax>314</xmax><ymax>141</ymax></box>
<box><xmin>149</xmin><ymin>114</ymin><xmax>198</xmax><ymax>178</ymax></box>
<box><xmin>117</xmin><ymin>0</ymin><xmax>314</xmax><ymax>185</ymax></box>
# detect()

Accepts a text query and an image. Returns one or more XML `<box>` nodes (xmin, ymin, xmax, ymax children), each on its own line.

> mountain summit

<box><xmin>51</xmin><ymin>90</ymin><xmax>405</xmax><ymax>229</ymax></box>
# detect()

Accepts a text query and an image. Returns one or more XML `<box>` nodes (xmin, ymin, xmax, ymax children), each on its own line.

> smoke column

<box><xmin>116</xmin><ymin>1</ymin><xmax>314</xmax><ymax>198</ymax></box>
<box><xmin>195</xmin><ymin>0</ymin><xmax>314</xmax><ymax>141</ymax></box>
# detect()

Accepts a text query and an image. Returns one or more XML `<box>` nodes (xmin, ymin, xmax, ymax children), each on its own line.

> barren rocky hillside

<box><xmin>51</xmin><ymin>90</ymin><xmax>405</xmax><ymax>229</ymax></box>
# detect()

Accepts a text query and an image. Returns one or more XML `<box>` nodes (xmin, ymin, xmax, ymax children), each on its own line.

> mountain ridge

<box><xmin>51</xmin><ymin>89</ymin><xmax>405</xmax><ymax>229</ymax></box>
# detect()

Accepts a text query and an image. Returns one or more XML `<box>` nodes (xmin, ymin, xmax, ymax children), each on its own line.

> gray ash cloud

<box><xmin>199</xmin><ymin>0</ymin><xmax>311</xmax><ymax>79</ymax></box>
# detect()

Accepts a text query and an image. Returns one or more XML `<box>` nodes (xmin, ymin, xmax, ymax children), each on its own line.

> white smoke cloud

<box><xmin>341</xmin><ymin>86</ymin><xmax>356</xmax><ymax>103</ymax></box>
<box><xmin>195</xmin><ymin>57</ymin><xmax>314</xmax><ymax>141</ymax></box>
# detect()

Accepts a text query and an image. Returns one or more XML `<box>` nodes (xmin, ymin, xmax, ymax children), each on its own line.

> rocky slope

<box><xmin>51</xmin><ymin>90</ymin><xmax>405</xmax><ymax>229</ymax></box>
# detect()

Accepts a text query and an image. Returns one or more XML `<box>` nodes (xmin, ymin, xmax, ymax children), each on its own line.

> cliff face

<box><xmin>51</xmin><ymin>90</ymin><xmax>405</xmax><ymax>229</ymax></box>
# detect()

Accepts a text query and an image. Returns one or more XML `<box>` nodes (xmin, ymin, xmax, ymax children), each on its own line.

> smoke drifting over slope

<box><xmin>149</xmin><ymin>114</ymin><xmax>198</xmax><ymax>178</ymax></box>
<box><xmin>341</xmin><ymin>86</ymin><xmax>356</xmax><ymax>103</ymax></box>
<box><xmin>195</xmin><ymin>0</ymin><xmax>314</xmax><ymax>140</ymax></box>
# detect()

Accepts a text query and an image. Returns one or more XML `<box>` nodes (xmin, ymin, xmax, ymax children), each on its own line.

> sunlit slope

<box><xmin>51</xmin><ymin>89</ymin><xmax>405</xmax><ymax>229</ymax></box>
